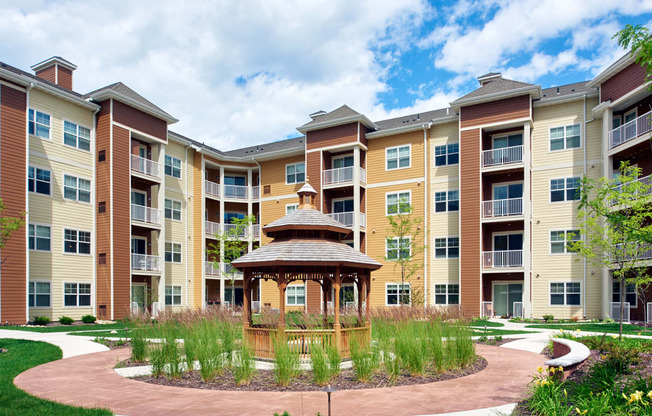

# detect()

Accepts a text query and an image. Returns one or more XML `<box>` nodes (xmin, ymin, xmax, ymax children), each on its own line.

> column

<box><xmin>278</xmin><ymin>267</ymin><xmax>287</xmax><ymax>328</ymax></box>
<box><xmin>356</xmin><ymin>275</ymin><xmax>363</xmax><ymax>323</ymax></box>
<box><xmin>365</xmin><ymin>274</ymin><xmax>371</xmax><ymax>323</ymax></box>
<box><xmin>219</xmin><ymin>165</ymin><xmax>226</xmax><ymax>306</ymax></box>
<box><xmin>247</xmin><ymin>168</ymin><xmax>253</xmax><ymax>252</ymax></box>
<box><xmin>243</xmin><ymin>270</ymin><xmax>251</xmax><ymax>326</ymax></box>
<box><xmin>157</xmin><ymin>143</ymin><xmax>166</xmax><ymax>314</ymax></box>
<box><xmin>353</xmin><ymin>147</ymin><xmax>361</xmax><ymax>250</ymax></box>
<box><xmin>522</xmin><ymin>123</ymin><xmax>532</xmax><ymax>318</ymax></box>
<box><xmin>333</xmin><ymin>266</ymin><xmax>342</xmax><ymax>353</ymax></box>
<box><xmin>602</xmin><ymin>107</ymin><xmax>613</xmax><ymax>319</ymax></box>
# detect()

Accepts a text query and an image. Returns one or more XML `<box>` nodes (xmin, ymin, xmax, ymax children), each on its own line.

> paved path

<box><xmin>0</xmin><ymin>329</ymin><xmax>108</xmax><ymax>358</ymax></box>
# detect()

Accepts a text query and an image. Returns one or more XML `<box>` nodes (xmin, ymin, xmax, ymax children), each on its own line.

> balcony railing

<box><xmin>482</xmin><ymin>145</ymin><xmax>523</xmax><ymax>168</ymax></box>
<box><xmin>326</xmin><ymin>212</ymin><xmax>367</xmax><ymax>228</ymax></box>
<box><xmin>131</xmin><ymin>204</ymin><xmax>161</xmax><ymax>225</ymax></box>
<box><xmin>224</xmin><ymin>223</ymin><xmax>246</xmax><ymax>237</ymax></box>
<box><xmin>609</xmin><ymin>110</ymin><xmax>652</xmax><ymax>149</ymax></box>
<box><xmin>360</xmin><ymin>212</ymin><xmax>366</xmax><ymax>228</ymax></box>
<box><xmin>323</xmin><ymin>167</ymin><xmax>366</xmax><ymax>186</ymax></box>
<box><xmin>252</xmin><ymin>224</ymin><xmax>260</xmax><ymax>239</ymax></box>
<box><xmin>224</xmin><ymin>184</ymin><xmax>248</xmax><ymax>200</ymax></box>
<box><xmin>482</xmin><ymin>250</ymin><xmax>523</xmax><ymax>268</ymax></box>
<box><xmin>131</xmin><ymin>254</ymin><xmax>161</xmax><ymax>272</ymax></box>
<box><xmin>610</xmin><ymin>302</ymin><xmax>630</xmax><ymax>322</ymax></box>
<box><xmin>253</xmin><ymin>186</ymin><xmax>260</xmax><ymax>199</ymax></box>
<box><xmin>612</xmin><ymin>243</ymin><xmax>652</xmax><ymax>262</ymax></box>
<box><xmin>205</xmin><ymin>261</ymin><xmax>220</xmax><ymax>276</ymax></box>
<box><xmin>205</xmin><ymin>220</ymin><xmax>221</xmax><ymax>235</ymax></box>
<box><xmin>131</xmin><ymin>155</ymin><xmax>160</xmax><ymax>178</ymax></box>
<box><xmin>224</xmin><ymin>263</ymin><xmax>243</xmax><ymax>276</ymax></box>
<box><xmin>481</xmin><ymin>198</ymin><xmax>523</xmax><ymax>218</ymax></box>
<box><xmin>205</xmin><ymin>180</ymin><xmax>220</xmax><ymax>198</ymax></box>
<box><xmin>610</xmin><ymin>175</ymin><xmax>652</xmax><ymax>207</ymax></box>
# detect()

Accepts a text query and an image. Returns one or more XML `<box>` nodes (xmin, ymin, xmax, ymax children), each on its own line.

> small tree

<box><xmin>0</xmin><ymin>199</ymin><xmax>25</xmax><ymax>267</ymax></box>
<box><xmin>206</xmin><ymin>215</ymin><xmax>256</xmax><ymax>308</ymax></box>
<box><xmin>570</xmin><ymin>162</ymin><xmax>652</xmax><ymax>339</ymax></box>
<box><xmin>614</xmin><ymin>24</ymin><xmax>652</xmax><ymax>88</ymax></box>
<box><xmin>385</xmin><ymin>201</ymin><xmax>425</xmax><ymax>306</ymax></box>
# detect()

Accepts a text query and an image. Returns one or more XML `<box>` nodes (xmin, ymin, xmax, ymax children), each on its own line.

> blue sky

<box><xmin>1</xmin><ymin>0</ymin><xmax>651</xmax><ymax>149</ymax></box>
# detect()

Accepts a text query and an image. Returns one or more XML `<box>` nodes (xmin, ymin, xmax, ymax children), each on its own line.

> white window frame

<box><xmin>434</xmin><ymin>143</ymin><xmax>459</xmax><ymax>166</ymax></box>
<box><xmin>28</xmin><ymin>108</ymin><xmax>51</xmax><ymax>141</ymax></box>
<box><xmin>28</xmin><ymin>166</ymin><xmax>52</xmax><ymax>196</ymax></box>
<box><xmin>549</xmin><ymin>177</ymin><xmax>581</xmax><ymax>203</ymax></box>
<box><xmin>549</xmin><ymin>229</ymin><xmax>580</xmax><ymax>255</ymax></box>
<box><xmin>286</xmin><ymin>284</ymin><xmax>305</xmax><ymax>306</ymax></box>
<box><xmin>165</xmin><ymin>155</ymin><xmax>182</xmax><ymax>179</ymax></box>
<box><xmin>434</xmin><ymin>236</ymin><xmax>459</xmax><ymax>259</ymax></box>
<box><xmin>549</xmin><ymin>124</ymin><xmax>581</xmax><ymax>152</ymax></box>
<box><xmin>385</xmin><ymin>282</ymin><xmax>411</xmax><ymax>306</ymax></box>
<box><xmin>63</xmin><ymin>174</ymin><xmax>92</xmax><ymax>204</ymax></box>
<box><xmin>165</xmin><ymin>198</ymin><xmax>182</xmax><ymax>221</ymax></box>
<box><xmin>434</xmin><ymin>189</ymin><xmax>459</xmax><ymax>213</ymax></box>
<box><xmin>63</xmin><ymin>282</ymin><xmax>92</xmax><ymax>308</ymax></box>
<box><xmin>386</xmin><ymin>236</ymin><xmax>412</xmax><ymax>260</ymax></box>
<box><xmin>63</xmin><ymin>228</ymin><xmax>92</xmax><ymax>255</ymax></box>
<box><xmin>612</xmin><ymin>280</ymin><xmax>638</xmax><ymax>308</ymax></box>
<box><xmin>285</xmin><ymin>162</ymin><xmax>305</xmax><ymax>185</ymax></box>
<box><xmin>331</xmin><ymin>154</ymin><xmax>354</xmax><ymax>168</ymax></box>
<box><xmin>285</xmin><ymin>203</ymin><xmax>299</xmax><ymax>214</ymax></box>
<box><xmin>165</xmin><ymin>241</ymin><xmax>182</xmax><ymax>263</ymax></box>
<box><xmin>28</xmin><ymin>280</ymin><xmax>51</xmax><ymax>308</ymax></box>
<box><xmin>63</xmin><ymin>119</ymin><xmax>91</xmax><ymax>152</ymax></box>
<box><xmin>624</xmin><ymin>108</ymin><xmax>638</xmax><ymax>124</ymax></box>
<box><xmin>434</xmin><ymin>283</ymin><xmax>460</xmax><ymax>305</ymax></box>
<box><xmin>385</xmin><ymin>190</ymin><xmax>411</xmax><ymax>216</ymax></box>
<box><xmin>29</xmin><ymin>223</ymin><xmax>52</xmax><ymax>252</ymax></box>
<box><xmin>165</xmin><ymin>285</ymin><xmax>182</xmax><ymax>306</ymax></box>
<box><xmin>491</xmin><ymin>131</ymin><xmax>523</xmax><ymax>149</ymax></box>
<box><xmin>549</xmin><ymin>282</ymin><xmax>581</xmax><ymax>306</ymax></box>
<box><xmin>331</xmin><ymin>197</ymin><xmax>354</xmax><ymax>214</ymax></box>
<box><xmin>385</xmin><ymin>144</ymin><xmax>411</xmax><ymax>171</ymax></box>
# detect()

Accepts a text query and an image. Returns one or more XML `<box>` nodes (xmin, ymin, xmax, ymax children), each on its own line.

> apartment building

<box><xmin>0</xmin><ymin>52</ymin><xmax>649</xmax><ymax>324</ymax></box>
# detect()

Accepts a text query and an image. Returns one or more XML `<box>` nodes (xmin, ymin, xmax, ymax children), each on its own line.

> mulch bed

<box><xmin>98</xmin><ymin>340</ymin><xmax>130</xmax><ymax>350</ymax></box>
<box><xmin>130</xmin><ymin>356</ymin><xmax>487</xmax><ymax>392</ymax></box>
<box><xmin>475</xmin><ymin>338</ymin><xmax>523</xmax><ymax>347</ymax></box>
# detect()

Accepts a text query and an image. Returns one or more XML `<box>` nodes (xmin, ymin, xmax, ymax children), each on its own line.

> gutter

<box><xmin>91</xmin><ymin>105</ymin><xmax>100</xmax><ymax>319</ymax></box>
<box><xmin>24</xmin><ymin>83</ymin><xmax>34</xmax><ymax>322</ymax></box>
<box><xmin>184</xmin><ymin>142</ymin><xmax>192</xmax><ymax>308</ymax></box>
<box><xmin>583</xmin><ymin>93</ymin><xmax>595</xmax><ymax>319</ymax></box>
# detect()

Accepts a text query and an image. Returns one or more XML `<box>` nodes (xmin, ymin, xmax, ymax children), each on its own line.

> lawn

<box><xmin>525</xmin><ymin>322</ymin><xmax>652</xmax><ymax>335</ymax></box>
<box><xmin>469</xmin><ymin>318</ymin><xmax>504</xmax><ymax>328</ymax></box>
<box><xmin>0</xmin><ymin>339</ymin><xmax>112</xmax><ymax>416</ymax></box>
<box><xmin>0</xmin><ymin>323</ymin><xmax>135</xmax><ymax>333</ymax></box>
<box><xmin>471</xmin><ymin>328</ymin><xmax>534</xmax><ymax>336</ymax></box>
<box><xmin>68</xmin><ymin>329</ymin><xmax>133</xmax><ymax>338</ymax></box>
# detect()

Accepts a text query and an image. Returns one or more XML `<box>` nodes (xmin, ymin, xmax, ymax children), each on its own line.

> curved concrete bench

<box><xmin>545</xmin><ymin>338</ymin><xmax>590</xmax><ymax>379</ymax></box>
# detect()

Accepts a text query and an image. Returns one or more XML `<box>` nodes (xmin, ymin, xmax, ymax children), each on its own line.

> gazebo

<box><xmin>231</xmin><ymin>182</ymin><xmax>382</xmax><ymax>359</ymax></box>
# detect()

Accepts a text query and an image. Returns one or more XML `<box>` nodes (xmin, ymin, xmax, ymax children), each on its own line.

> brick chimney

<box><xmin>30</xmin><ymin>57</ymin><xmax>77</xmax><ymax>90</ymax></box>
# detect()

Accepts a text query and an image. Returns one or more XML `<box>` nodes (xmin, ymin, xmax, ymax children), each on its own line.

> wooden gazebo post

<box><xmin>356</xmin><ymin>273</ymin><xmax>364</xmax><ymax>325</ymax></box>
<box><xmin>277</xmin><ymin>267</ymin><xmax>287</xmax><ymax>329</ymax></box>
<box><xmin>322</xmin><ymin>274</ymin><xmax>331</xmax><ymax>329</ymax></box>
<box><xmin>365</xmin><ymin>274</ymin><xmax>371</xmax><ymax>324</ymax></box>
<box><xmin>242</xmin><ymin>268</ymin><xmax>251</xmax><ymax>328</ymax></box>
<box><xmin>333</xmin><ymin>265</ymin><xmax>342</xmax><ymax>353</ymax></box>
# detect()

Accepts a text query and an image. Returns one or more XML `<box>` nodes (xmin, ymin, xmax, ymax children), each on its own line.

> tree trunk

<box><xmin>620</xmin><ymin>278</ymin><xmax>625</xmax><ymax>341</ymax></box>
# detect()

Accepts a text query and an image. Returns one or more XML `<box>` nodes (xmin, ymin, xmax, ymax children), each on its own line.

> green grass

<box><xmin>0</xmin><ymin>323</ymin><xmax>134</xmax><ymax>333</ymax></box>
<box><xmin>68</xmin><ymin>329</ymin><xmax>133</xmax><ymax>338</ymax></box>
<box><xmin>471</xmin><ymin>328</ymin><xmax>535</xmax><ymax>336</ymax></box>
<box><xmin>0</xmin><ymin>338</ymin><xmax>112</xmax><ymax>416</ymax></box>
<box><xmin>469</xmin><ymin>318</ymin><xmax>504</xmax><ymax>327</ymax></box>
<box><xmin>525</xmin><ymin>322</ymin><xmax>652</xmax><ymax>334</ymax></box>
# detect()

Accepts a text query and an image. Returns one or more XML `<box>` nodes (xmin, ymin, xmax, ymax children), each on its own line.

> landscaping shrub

<box><xmin>349</xmin><ymin>335</ymin><xmax>378</xmax><ymax>382</ymax></box>
<box><xmin>542</xmin><ymin>314</ymin><xmax>554</xmax><ymax>323</ymax></box>
<box><xmin>272</xmin><ymin>333</ymin><xmax>300</xmax><ymax>386</ymax></box>
<box><xmin>309</xmin><ymin>341</ymin><xmax>330</xmax><ymax>386</ymax></box>
<box><xmin>148</xmin><ymin>344</ymin><xmax>166</xmax><ymax>378</ymax></box>
<box><xmin>58</xmin><ymin>316</ymin><xmax>74</xmax><ymax>325</ymax></box>
<box><xmin>232</xmin><ymin>342</ymin><xmax>256</xmax><ymax>386</ymax></box>
<box><xmin>130</xmin><ymin>327</ymin><xmax>147</xmax><ymax>363</ymax></box>
<box><xmin>32</xmin><ymin>316</ymin><xmax>50</xmax><ymax>326</ymax></box>
<box><xmin>324</xmin><ymin>339</ymin><xmax>341</xmax><ymax>379</ymax></box>
<box><xmin>81</xmin><ymin>315</ymin><xmax>96</xmax><ymax>324</ymax></box>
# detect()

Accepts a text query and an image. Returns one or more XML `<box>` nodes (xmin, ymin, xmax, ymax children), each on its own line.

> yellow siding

<box><xmin>260</xmin><ymin>155</ymin><xmax>305</xmax><ymax>199</ymax></box>
<box><xmin>366</xmin><ymin>131</ymin><xmax>425</xmax><ymax>184</ymax></box>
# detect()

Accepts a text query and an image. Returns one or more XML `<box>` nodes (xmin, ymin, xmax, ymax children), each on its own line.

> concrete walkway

<box><xmin>0</xmin><ymin>329</ymin><xmax>108</xmax><ymax>358</ymax></box>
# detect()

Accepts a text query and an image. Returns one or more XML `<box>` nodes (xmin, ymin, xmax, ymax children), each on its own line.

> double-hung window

<box><xmin>28</xmin><ymin>281</ymin><xmax>51</xmax><ymax>307</ymax></box>
<box><xmin>387</xmin><ymin>237</ymin><xmax>411</xmax><ymax>260</ymax></box>
<box><xmin>165</xmin><ymin>199</ymin><xmax>182</xmax><ymax>220</ymax></box>
<box><xmin>434</xmin><ymin>284</ymin><xmax>459</xmax><ymax>304</ymax></box>
<box><xmin>165</xmin><ymin>242</ymin><xmax>182</xmax><ymax>263</ymax></box>
<box><xmin>612</xmin><ymin>281</ymin><xmax>637</xmax><ymax>307</ymax></box>
<box><xmin>434</xmin><ymin>143</ymin><xmax>459</xmax><ymax>166</ymax></box>
<box><xmin>64</xmin><ymin>121</ymin><xmax>91</xmax><ymax>151</ymax></box>
<box><xmin>286</xmin><ymin>162</ymin><xmax>305</xmax><ymax>184</ymax></box>
<box><xmin>286</xmin><ymin>285</ymin><xmax>305</xmax><ymax>306</ymax></box>
<box><xmin>386</xmin><ymin>191</ymin><xmax>410</xmax><ymax>215</ymax></box>
<box><xmin>64</xmin><ymin>229</ymin><xmax>91</xmax><ymax>254</ymax></box>
<box><xmin>550</xmin><ymin>177</ymin><xmax>580</xmax><ymax>202</ymax></box>
<box><xmin>64</xmin><ymin>283</ymin><xmax>92</xmax><ymax>307</ymax></box>
<box><xmin>550</xmin><ymin>230</ymin><xmax>580</xmax><ymax>254</ymax></box>
<box><xmin>386</xmin><ymin>145</ymin><xmax>410</xmax><ymax>170</ymax></box>
<box><xmin>550</xmin><ymin>124</ymin><xmax>580</xmax><ymax>151</ymax></box>
<box><xmin>28</xmin><ymin>167</ymin><xmax>51</xmax><ymax>195</ymax></box>
<box><xmin>386</xmin><ymin>283</ymin><xmax>411</xmax><ymax>305</ymax></box>
<box><xmin>435</xmin><ymin>190</ymin><xmax>459</xmax><ymax>212</ymax></box>
<box><xmin>286</xmin><ymin>204</ymin><xmax>299</xmax><ymax>214</ymax></box>
<box><xmin>165</xmin><ymin>156</ymin><xmax>181</xmax><ymax>178</ymax></box>
<box><xmin>165</xmin><ymin>286</ymin><xmax>182</xmax><ymax>306</ymax></box>
<box><xmin>550</xmin><ymin>282</ymin><xmax>580</xmax><ymax>306</ymax></box>
<box><xmin>435</xmin><ymin>237</ymin><xmax>459</xmax><ymax>258</ymax></box>
<box><xmin>63</xmin><ymin>175</ymin><xmax>91</xmax><ymax>203</ymax></box>
<box><xmin>28</xmin><ymin>109</ymin><xmax>50</xmax><ymax>140</ymax></box>
<box><xmin>29</xmin><ymin>224</ymin><xmax>51</xmax><ymax>251</ymax></box>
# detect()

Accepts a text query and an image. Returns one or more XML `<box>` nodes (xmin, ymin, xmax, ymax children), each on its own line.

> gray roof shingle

<box><xmin>454</xmin><ymin>78</ymin><xmax>537</xmax><ymax>102</ymax></box>
<box><xmin>540</xmin><ymin>81</ymin><xmax>596</xmax><ymax>100</ymax></box>
<box><xmin>374</xmin><ymin>108</ymin><xmax>454</xmax><ymax>131</ymax></box>
<box><xmin>0</xmin><ymin>61</ymin><xmax>84</xmax><ymax>97</ymax></box>
<box><xmin>84</xmin><ymin>82</ymin><xmax>175</xmax><ymax>120</ymax></box>
<box><xmin>299</xmin><ymin>105</ymin><xmax>363</xmax><ymax>128</ymax></box>
<box><xmin>263</xmin><ymin>208</ymin><xmax>351</xmax><ymax>234</ymax></box>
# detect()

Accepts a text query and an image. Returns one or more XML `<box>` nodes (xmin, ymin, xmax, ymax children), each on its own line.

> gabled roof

<box><xmin>587</xmin><ymin>52</ymin><xmax>635</xmax><ymax>88</ymax></box>
<box><xmin>84</xmin><ymin>82</ymin><xmax>178</xmax><ymax>124</ymax></box>
<box><xmin>540</xmin><ymin>81</ymin><xmax>596</xmax><ymax>100</ymax></box>
<box><xmin>450</xmin><ymin>76</ymin><xmax>542</xmax><ymax>109</ymax></box>
<box><xmin>30</xmin><ymin>56</ymin><xmax>77</xmax><ymax>71</ymax></box>
<box><xmin>221</xmin><ymin>136</ymin><xmax>305</xmax><ymax>158</ymax></box>
<box><xmin>455</xmin><ymin>78</ymin><xmax>537</xmax><ymax>101</ymax></box>
<box><xmin>0</xmin><ymin>61</ymin><xmax>84</xmax><ymax>97</ymax></box>
<box><xmin>297</xmin><ymin>105</ymin><xmax>377</xmax><ymax>133</ymax></box>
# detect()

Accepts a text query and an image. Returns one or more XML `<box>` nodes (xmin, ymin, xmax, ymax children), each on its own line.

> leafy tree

<box><xmin>0</xmin><ymin>199</ymin><xmax>25</xmax><ymax>267</ymax></box>
<box><xmin>384</xmin><ymin>201</ymin><xmax>425</xmax><ymax>306</ymax></box>
<box><xmin>614</xmin><ymin>24</ymin><xmax>652</xmax><ymax>87</ymax></box>
<box><xmin>570</xmin><ymin>162</ymin><xmax>652</xmax><ymax>339</ymax></box>
<box><xmin>206</xmin><ymin>215</ymin><xmax>256</xmax><ymax>308</ymax></box>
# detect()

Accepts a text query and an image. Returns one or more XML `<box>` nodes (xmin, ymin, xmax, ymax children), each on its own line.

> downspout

<box><xmin>92</xmin><ymin>106</ymin><xmax>100</xmax><ymax>317</ymax></box>
<box><xmin>583</xmin><ymin>94</ymin><xmax>595</xmax><ymax>319</ymax></box>
<box><xmin>423</xmin><ymin>122</ymin><xmax>432</xmax><ymax>308</ymax></box>
<box><xmin>184</xmin><ymin>142</ymin><xmax>191</xmax><ymax>308</ymax></box>
<box><xmin>25</xmin><ymin>83</ymin><xmax>34</xmax><ymax>322</ymax></box>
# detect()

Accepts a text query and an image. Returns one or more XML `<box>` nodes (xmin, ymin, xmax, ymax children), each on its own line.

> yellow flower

<box><xmin>612</xmin><ymin>335</ymin><xmax>618</xmax><ymax>339</ymax></box>
<box><xmin>549</xmin><ymin>367</ymin><xmax>556</xmax><ymax>374</ymax></box>
<box><xmin>558</xmin><ymin>366</ymin><xmax>564</xmax><ymax>372</ymax></box>
<box><xmin>638</xmin><ymin>332</ymin><xmax>642</xmax><ymax>335</ymax></box>
<box><xmin>564</xmin><ymin>389</ymin><xmax>568</xmax><ymax>397</ymax></box>
<box><xmin>575</xmin><ymin>328</ymin><xmax>581</xmax><ymax>333</ymax></box>
<box><xmin>534</xmin><ymin>379</ymin><xmax>540</xmax><ymax>386</ymax></box>
<box><xmin>600</xmin><ymin>354</ymin><xmax>606</xmax><ymax>360</ymax></box>
<box><xmin>628</xmin><ymin>391</ymin><xmax>643</xmax><ymax>404</ymax></box>
<box><xmin>575</xmin><ymin>408</ymin><xmax>587</xmax><ymax>416</ymax></box>
<box><xmin>537</xmin><ymin>366</ymin><xmax>544</xmax><ymax>374</ymax></box>
<box><xmin>647</xmin><ymin>390</ymin><xmax>652</xmax><ymax>399</ymax></box>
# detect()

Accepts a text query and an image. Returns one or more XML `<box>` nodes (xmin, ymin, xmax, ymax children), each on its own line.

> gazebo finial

<box><xmin>297</xmin><ymin>180</ymin><xmax>317</xmax><ymax>209</ymax></box>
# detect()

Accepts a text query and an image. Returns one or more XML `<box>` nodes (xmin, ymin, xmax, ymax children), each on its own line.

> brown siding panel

<box><xmin>306</xmin><ymin>152</ymin><xmax>321</xmax><ymax>211</ymax></box>
<box><xmin>112</xmin><ymin>100</ymin><xmax>167</xmax><ymax>141</ymax></box>
<box><xmin>58</xmin><ymin>67</ymin><xmax>73</xmax><ymax>90</ymax></box>
<box><xmin>95</xmin><ymin>101</ymin><xmax>112</xmax><ymax>318</ymax></box>
<box><xmin>601</xmin><ymin>62</ymin><xmax>647</xmax><ymax>103</ymax></box>
<box><xmin>306</xmin><ymin>123</ymin><xmax>358</xmax><ymax>150</ymax></box>
<box><xmin>0</xmin><ymin>84</ymin><xmax>27</xmax><ymax>324</ymax></box>
<box><xmin>35</xmin><ymin>66</ymin><xmax>56</xmax><ymax>84</ymax></box>
<box><xmin>459</xmin><ymin>129</ymin><xmax>481</xmax><ymax>316</ymax></box>
<box><xmin>460</xmin><ymin>96</ymin><xmax>530</xmax><ymax>129</ymax></box>
<box><xmin>113</xmin><ymin>126</ymin><xmax>131</xmax><ymax>318</ymax></box>
<box><xmin>306</xmin><ymin>280</ymin><xmax>321</xmax><ymax>313</ymax></box>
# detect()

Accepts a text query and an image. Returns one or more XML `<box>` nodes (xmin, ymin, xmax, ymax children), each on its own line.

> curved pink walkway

<box><xmin>14</xmin><ymin>344</ymin><xmax>544</xmax><ymax>416</ymax></box>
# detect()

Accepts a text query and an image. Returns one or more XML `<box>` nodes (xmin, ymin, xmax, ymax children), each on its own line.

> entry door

<box><xmin>493</xmin><ymin>184</ymin><xmax>523</xmax><ymax>215</ymax></box>
<box><xmin>493</xmin><ymin>283</ymin><xmax>523</xmax><ymax>317</ymax></box>
<box><xmin>333</xmin><ymin>156</ymin><xmax>354</xmax><ymax>168</ymax></box>
<box><xmin>224</xmin><ymin>287</ymin><xmax>243</xmax><ymax>307</ymax></box>
<box><xmin>493</xmin><ymin>234</ymin><xmax>523</xmax><ymax>267</ymax></box>
<box><xmin>333</xmin><ymin>199</ymin><xmax>354</xmax><ymax>213</ymax></box>
<box><xmin>131</xmin><ymin>284</ymin><xmax>147</xmax><ymax>313</ymax></box>
<box><xmin>131</xmin><ymin>238</ymin><xmax>147</xmax><ymax>254</ymax></box>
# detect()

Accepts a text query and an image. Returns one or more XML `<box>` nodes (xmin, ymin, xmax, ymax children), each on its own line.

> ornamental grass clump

<box><xmin>394</xmin><ymin>321</ymin><xmax>428</xmax><ymax>376</ymax></box>
<box><xmin>349</xmin><ymin>335</ymin><xmax>378</xmax><ymax>383</ymax></box>
<box><xmin>162</xmin><ymin>331</ymin><xmax>183</xmax><ymax>379</ymax></box>
<box><xmin>130</xmin><ymin>326</ymin><xmax>147</xmax><ymax>363</ymax></box>
<box><xmin>325</xmin><ymin>339</ymin><xmax>341</xmax><ymax>379</ymax></box>
<box><xmin>195</xmin><ymin>320</ymin><xmax>228</xmax><ymax>381</ymax></box>
<box><xmin>310</xmin><ymin>341</ymin><xmax>331</xmax><ymax>386</ymax></box>
<box><xmin>232</xmin><ymin>341</ymin><xmax>256</xmax><ymax>386</ymax></box>
<box><xmin>272</xmin><ymin>333</ymin><xmax>301</xmax><ymax>387</ymax></box>
<box><xmin>149</xmin><ymin>344</ymin><xmax>166</xmax><ymax>378</ymax></box>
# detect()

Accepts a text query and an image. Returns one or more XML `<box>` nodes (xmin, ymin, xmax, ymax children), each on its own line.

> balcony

<box><xmin>326</xmin><ymin>212</ymin><xmax>367</xmax><ymax>228</ymax></box>
<box><xmin>205</xmin><ymin>180</ymin><xmax>220</xmax><ymax>198</ymax></box>
<box><xmin>610</xmin><ymin>174</ymin><xmax>652</xmax><ymax>207</ymax></box>
<box><xmin>253</xmin><ymin>186</ymin><xmax>260</xmax><ymax>199</ymax></box>
<box><xmin>131</xmin><ymin>204</ymin><xmax>161</xmax><ymax>226</ymax></box>
<box><xmin>609</xmin><ymin>110</ymin><xmax>652</xmax><ymax>149</ymax></box>
<box><xmin>224</xmin><ymin>184</ymin><xmax>248</xmax><ymax>200</ymax></box>
<box><xmin>252</xmin><ymin>224</ymin><xmax>261</xmax><ymax>239</ymax></box>
<box><xmin>131</xmin><ymin>254</ymin><xmax>161</xmax><ymax>272</ymax></box>
<box><xmin>131</xmin><ymin>155</ymin><xmax>160</xmax><ymax>179</ymax></box>
<box><xmin>205</xmin><ymin>220</ymin><xmax>220</xmax><ymax>236</ymax></box>
<box><xmin>205</xmin><ymin>261</ymin><xmax>220</xmax><ymax>276</ymax></box>
<box><xmin>482</xmin><ymin>145</ymin><xmax>523</xmax><ymax>168</ymax></box>
<box><xmin>481</xmin><ymin>198</ymin><xmax>523</xmax><ymax>219</ymax></box>
<box><xmin>224</xmin><ymin>263</ymin><xmax>242</xmax><ymax>276</ymax></box>
<box><xmin>482</xmin><ymin>250</ymin><xmax>523</xmax><ymax>269</ymax></box>
<box><xmin>224</xmin><ymin>223</ymin><xmax>247</xmax><ymax>237</ymax></box>
<box><xmin>323</xmin><ymin>166</ymin><xmax>366</xmax><ymax>187</ymax></box>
